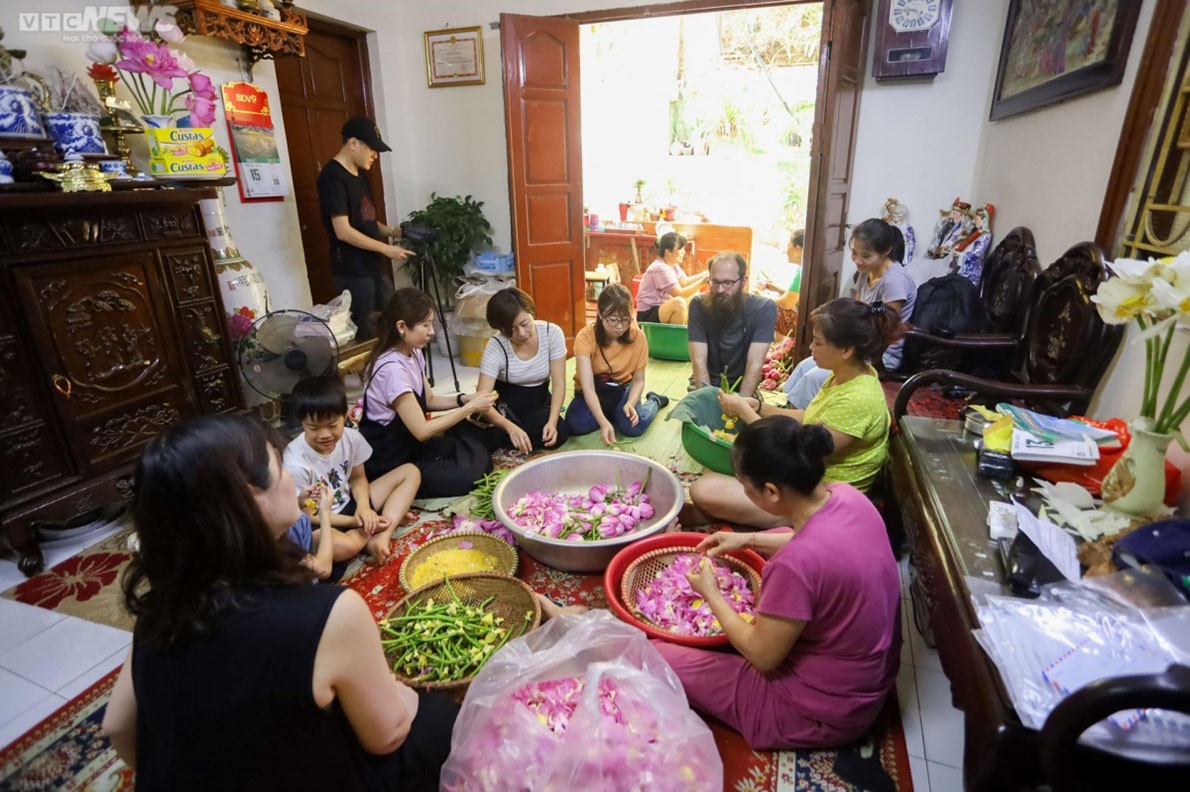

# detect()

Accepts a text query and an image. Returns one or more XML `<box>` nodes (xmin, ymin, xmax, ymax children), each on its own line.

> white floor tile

<box><xmin>897</xmin><ymin>660</ymin><xmax>925</xmax><ymax>759</ymax></box>
<box><xmin>907</xmin><ymin>616</ymin><xmax>943</xmax><ymax>673</ymax></box>
<box><xmin>900</xmin><ymin>599</ymin><xmax>914</xmax><ymax>668</ymax></box>
<box><xmin>915</xmin><ymin>667</ymin><xmax>965</xmax><ymax>768</ymax></box>
<box><xmin>0</xmin><ymin>667</ymin><xmax>54</xmax><ymax>725</ymax></box>
<box><xmin>57</xmin><ymin>646</ymin><xmax>128</xmax><ymax>701</ymax></box>
<box><xmin>906</xmin><ymin>754</ymin><xmax>931</xmax><ymax>792</ymax></box>
<box><xmin>0</xmin><ymin>692</ymin><xmax>66</xmax><ymax>751</ymax></box>
<box><xmin>0</xmin><ymin>616</ymin><xmax>130</xmax><ymax>692</ymax></box>
<box><xmin>0</xmin><ymin>599</ymin><xmax>66</xmax><ymax>656</ymax></box>
<box><xmin>926</xmin><ymin>760</ymin><xmax>963</xmax><ymax>792</ymax></box>
<box><xmin>0</xmin><ymin>559</ymin><xmax>25</xmax><ymax>592</ymax></box>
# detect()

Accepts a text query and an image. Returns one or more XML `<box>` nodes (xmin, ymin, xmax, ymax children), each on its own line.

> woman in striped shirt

<box><xmin>462</xmin><ymin>287</ymin><xmax>571</xmax><ymax>452</ymax></box>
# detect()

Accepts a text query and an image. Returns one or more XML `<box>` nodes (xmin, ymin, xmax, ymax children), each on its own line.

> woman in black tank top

<box><xmin>101</xmin><ymin>415</ymin><xmax>457</xmax><ymax>791</ymax></box>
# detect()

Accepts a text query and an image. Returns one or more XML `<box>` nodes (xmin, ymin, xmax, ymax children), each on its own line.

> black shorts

<box><xmin>332</xmin><ymin>497</ymin><xmax>357</xmax><ymax>532</ymax></box>
<box><xmin>636</xmin><ymin>306</ymin><xmax>661</xmax><ymax>324</ymax></box>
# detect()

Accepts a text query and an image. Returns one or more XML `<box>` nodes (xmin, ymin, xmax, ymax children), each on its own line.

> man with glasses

<box><xmin>687</xmin><ymin>252</ymin><xmax>777</xmax><ymax>395</ymax></box>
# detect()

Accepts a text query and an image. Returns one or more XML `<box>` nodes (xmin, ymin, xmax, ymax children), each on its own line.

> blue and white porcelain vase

<box><xmin>0</xmin><ymin>85</ymin><xmax>47</xmax><ymax>138</ymax></box>
<box><xmin>0</xmin><ymin>150</ymin><xmax>14</xmax><ymax>184</ymax></box>
<box><xmin>43</xmin><ymin>112</ymin><xmax>107</xmax><ymax>156</ymax></box>
<box><xmin>140</xmin><ymin>114</ymin><xmax>175</xmax><ymax>129</ymax></box>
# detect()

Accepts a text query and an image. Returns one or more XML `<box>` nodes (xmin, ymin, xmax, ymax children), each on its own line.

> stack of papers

<box><xmin>1010</xmin><ymin>429</ymin><xmax>1100</xmax><ymax>465</ymax></box>
<box><xmin>997</xmin><ymin>404</ymin><xmax>1120</xmax><ymax>445</ymax></box>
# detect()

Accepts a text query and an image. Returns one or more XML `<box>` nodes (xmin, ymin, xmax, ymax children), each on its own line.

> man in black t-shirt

<box><xmin>316</xmin><ymin>117</ymin><xmax>411</xmax><ymax>339</ymax></box>
<box><xmin>688</xmin><ymin>251</ymin><xmax>777</xmax><ymax>395</ymax></box>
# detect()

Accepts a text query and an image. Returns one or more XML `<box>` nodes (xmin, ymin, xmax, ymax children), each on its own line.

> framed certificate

<box><xmin>424</xmin><ymin>26</ymin><xmax>485</xmax><ymax>88</ymax></box>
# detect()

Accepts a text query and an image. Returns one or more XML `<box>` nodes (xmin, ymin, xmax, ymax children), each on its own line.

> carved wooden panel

<box><xmin>165</xmin><ymin>247</ymin><xmax>215</xmax><ymax>304</ymax></box>
<box><xmin>0</xmin><ymin>423</ymin><xmax>72</xmax><ymax>501</ymax></box>
<box><xmin>140</xmin><ymin>205</ymin><xmax>202</xmax><ymax>241</ymax></box>
<box><xmin>196</xmin><ymin>370</ymin><xmax>236</xmax><ymax>414</ymax></box>
<box><xmin>180</xmin><ymin>302</ymin><xmax>225</xmax><ymax>374</ymax></box>
<box><xmin>3</xmin><ymin>212</ymin><xmax>142</xmax><ymax>255</ymax></box>
<box><xmin>84</xmin><ymin>398</ymin><xmax>184</xmax><ymax>465</ymax></box>
<box><xmin>16</xmin><ymin>257</ymin><xmax>177</xmax><ymax>417</ymax></box>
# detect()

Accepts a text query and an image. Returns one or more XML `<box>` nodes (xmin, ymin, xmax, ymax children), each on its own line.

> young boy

<box><xmin>283</xmin><ymin>374</ymin><xmax>419</xmax><ymax>563</ymax></box>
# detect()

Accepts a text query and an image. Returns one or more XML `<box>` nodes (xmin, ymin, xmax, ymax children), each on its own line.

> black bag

<box><xmin>900</xmin><ymin>273</ymin><xmax>989</xmax><ymax>375</ymax></box>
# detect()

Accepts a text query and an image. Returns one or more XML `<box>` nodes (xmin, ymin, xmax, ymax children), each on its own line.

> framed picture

<box><xmin>989</xmin><ymin>0</ymin><xmax>1142</xmax><ymax>121</ymax></box>
<box><xmin>424</xmin><ymin>26</ymin><xmax>485</xmax><ymax>88</ymax></box>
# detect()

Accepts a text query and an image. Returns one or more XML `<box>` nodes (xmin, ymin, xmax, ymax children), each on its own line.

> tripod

<box><xmin>415</xmin><ymin>248</ymin><xmax>461</xmax><ymax>392</ymax></box>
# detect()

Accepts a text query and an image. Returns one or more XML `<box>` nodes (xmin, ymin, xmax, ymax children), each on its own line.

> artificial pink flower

<box><xmin>185</xmin><ymin>91</ymin><xmax>217</xmax><ymax>127</ymax></box>
<box><xmin>86</xmin><ymin>40</ymin><xmax>118</xmax><ymax>64</ymax></box>
<box><xmin>154</xmin><ymin>20</ymin><xmax>185</xmax><ymax>43</ymax></box>
<box><xmin>116</xmin><ymin>38</ymin><xmax>188</xmax><ymax>89</ymax></box>
<box><xmin>176</xmin><ymin>52</ymin><xmax>197</xmax><ymax>73</ymax></box>
<box><xmin>188</xmin><ymin>71</ymin><xmax>213</xmax><ymax>95</ymax></box>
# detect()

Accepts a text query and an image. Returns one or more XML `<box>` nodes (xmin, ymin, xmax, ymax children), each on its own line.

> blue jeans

<box><xmin>782</xmin><ymin>357</ymin><xmax>831</xmax><ymax>409</ymax></box>
<box><xmin>334</xmin><ymin>271</ymin><xmax>395</xmax><ymax>340</ymax></box>
<box><xmin>565</xmin><ymin>387</ymin><xmax>660</xmax><ymax>438</ymax></box>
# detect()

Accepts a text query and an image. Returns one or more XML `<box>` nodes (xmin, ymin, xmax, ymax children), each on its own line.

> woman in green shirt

<box><xmin>689</xmin><ymin>298</ymin><xmax>903</xmax><ymax>528</ymax></box>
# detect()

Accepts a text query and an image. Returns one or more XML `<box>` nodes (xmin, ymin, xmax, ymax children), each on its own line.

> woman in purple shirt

<box><xmin>635</xmin><ymin>232</ymin><xmax>708</xmax><ymax>325</ymax></box>
<box><xmin>654</xmin><ymin>415</ymin><xmax>901</xmax><ymax>749</ymax></box>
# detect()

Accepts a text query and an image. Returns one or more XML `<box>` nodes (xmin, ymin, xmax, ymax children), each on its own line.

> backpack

<box><xmin>899</xmin><ymin>273</ymin><xmax>989</xmax><ymax>375</ymax></box>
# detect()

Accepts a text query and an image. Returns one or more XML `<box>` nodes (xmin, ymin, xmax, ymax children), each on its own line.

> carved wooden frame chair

<box><xmin>894</xmin><ymin>226</ymin><xmax>1042</xmax><ymax>378</ymax></box>
<box><xmin>1040</xmin><ymin>664</ymin><xmax>1190</xmax><ymax>791</ymax></box>
<box><xmin>893</xmin><ymin>241</ymin><xmax>1123</xmax><ymax>420</ymax></box>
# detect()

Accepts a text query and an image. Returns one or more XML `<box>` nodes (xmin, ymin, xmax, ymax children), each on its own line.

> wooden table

<box><xmin>890</xmin><ymin>416</ymin><xmax>1044</xmax><ymax>790</ymax></box>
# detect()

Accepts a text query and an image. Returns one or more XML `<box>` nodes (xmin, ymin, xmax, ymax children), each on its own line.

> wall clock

<box><xmin>872</xmin><ymin>0</ymin><xmax>954</xmax><ymax>81</ymax></box>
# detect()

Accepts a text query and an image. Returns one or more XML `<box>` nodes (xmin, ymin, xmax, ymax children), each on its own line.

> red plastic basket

<box><xmin>603</xmin><ymin>532</ymin><xmax>766</xmax><ymax>647</ymax></box>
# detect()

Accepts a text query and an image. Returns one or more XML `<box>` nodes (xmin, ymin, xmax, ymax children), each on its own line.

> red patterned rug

<box><xmin>0</xmin><ymin>517</ymin><xmax>913</xmax><ymax>791</ymax></box>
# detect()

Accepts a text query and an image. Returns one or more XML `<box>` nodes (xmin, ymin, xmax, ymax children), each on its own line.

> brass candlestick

<box><xmin>93</xmin><ymin>77</ymin><xmax>142</xmax><ymax>177</ymax></box>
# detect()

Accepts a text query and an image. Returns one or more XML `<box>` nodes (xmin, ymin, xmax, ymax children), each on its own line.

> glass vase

<box><xmin>1101</xmin><ymin>420</ymin><xmax>1174</xmax><ymax>517</ymax></box>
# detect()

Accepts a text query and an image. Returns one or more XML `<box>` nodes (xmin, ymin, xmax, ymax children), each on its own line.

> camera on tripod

<box><xmin>399</xmin><ymin>222</ymin><xmax>438</xmax><ymax>246</ymax></box>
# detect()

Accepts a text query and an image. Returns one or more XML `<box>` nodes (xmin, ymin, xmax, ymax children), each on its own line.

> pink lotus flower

<box><xmin>117</xmin><ymin>39</ymin><xmax>189</xmax><ymax>90</ymax></box>
<box><xmin>154</xmin><ymin>20</ymin><xmax>185</xmax><ymax>44</ymax></box>
<box><xmin>86</xmin><ymin>40</ymin><xmax>118</xmax><ymax>64</ymax></box>
<box><xmin>185</xmin><ymin>87</ymin><xmax>217</xmax><ymax>127</ymax></box>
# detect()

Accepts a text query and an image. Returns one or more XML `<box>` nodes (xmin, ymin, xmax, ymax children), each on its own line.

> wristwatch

<box><xmin>456</xmin><ymin>393</ymin><xmax>465</xmax><ymax>407</ymax></box>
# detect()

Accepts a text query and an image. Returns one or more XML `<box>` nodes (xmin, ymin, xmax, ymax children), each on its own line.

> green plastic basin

<box><xmin>640</xmin><ymin>321</ymin><xmax>690</xmax><ymax>361</ymax></box>
<box><xmin>681</xmin><ymin>421</ymin><xmax>734</xmax><ymax>475</ymax></box>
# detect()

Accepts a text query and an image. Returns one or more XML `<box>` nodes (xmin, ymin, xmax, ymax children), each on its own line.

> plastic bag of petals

<box><xmin>440</xmin><ymin>609</ymin><xmax>722</xmax><ymax>791</ymax></box>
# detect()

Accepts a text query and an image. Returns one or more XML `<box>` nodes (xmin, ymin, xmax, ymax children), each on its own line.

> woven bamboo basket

<box><xmin>620</xmin><ymin>548</ymin><xmax>762</xmax><ymax>645</ymax></box>
<box><xmin>398</xmin><ymin>531</ymin><xmax>518</xmax><ymax>592</ymax></box>
<box><xmin>381</xmin><ymin>573</ymin><xmax>540</xmax><ymax>693</ymax></box>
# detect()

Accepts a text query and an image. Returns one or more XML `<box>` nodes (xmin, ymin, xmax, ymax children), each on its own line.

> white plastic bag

<box><xmin>441</xmin><ymin>610</ymin><xmax>722</xmax><ymax>792</ymax></box>
<box><xmin>309</xmin><ymin>290</ymin><xmax>357</xmax><ymax>345</ymax></box>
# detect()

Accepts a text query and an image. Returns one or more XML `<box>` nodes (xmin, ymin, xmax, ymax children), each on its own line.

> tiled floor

<box><xmin>0</xmin><ymin>347</ymin><xmax>965</xmax><ymax>791</ymax></box>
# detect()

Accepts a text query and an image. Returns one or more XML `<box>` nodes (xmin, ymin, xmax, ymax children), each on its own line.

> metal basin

<box><xmin>492</xmin><ymin>451</ymin><xmax>684</xmax><ymax>573</ymax></box>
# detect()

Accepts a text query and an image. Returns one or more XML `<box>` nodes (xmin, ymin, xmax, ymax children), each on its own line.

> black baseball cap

<box><xmin>341</xmin><ymin>117</ymin><xmax>391</xmax><ymax>153</ymax></box>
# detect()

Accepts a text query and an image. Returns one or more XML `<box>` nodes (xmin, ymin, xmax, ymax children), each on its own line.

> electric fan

<box><xmin>238</xmin><ymin>310</ymin><xmax>339</xmax><ymax>404</ymax></box>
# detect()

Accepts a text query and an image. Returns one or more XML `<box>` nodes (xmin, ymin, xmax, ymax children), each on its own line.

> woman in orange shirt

<box><xmin>565</xmin><ymin>283</ymin><xmax>670</xmax><ymax>445</ymax></box>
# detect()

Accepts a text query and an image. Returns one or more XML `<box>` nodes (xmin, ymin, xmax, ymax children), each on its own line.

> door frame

<box><xmin>274</xmin><ymin>15</ymin><xmax>387</xmax><ymax>305</ymax></box>
<box><xmin>510</xmin><ymin>0</ymin><xmax>863</xmax><ymax>344</ymax></box>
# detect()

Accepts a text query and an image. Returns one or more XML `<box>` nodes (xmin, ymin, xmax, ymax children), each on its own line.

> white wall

<box><xmin>845</xmin><ymin>0</ymin><xmax>1006</xmax><ymax>288</ymax></box>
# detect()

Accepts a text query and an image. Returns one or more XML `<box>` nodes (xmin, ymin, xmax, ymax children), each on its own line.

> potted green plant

<box><xmin>402</xmin><ymin>192</ymin><xmax>494</xmax><ymax>294</ymax></box>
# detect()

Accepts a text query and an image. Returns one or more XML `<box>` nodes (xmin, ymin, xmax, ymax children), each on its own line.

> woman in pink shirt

<box><xmin>635</xmin><ymin>232</ymin><xmax>708</xmax><ymax>325</ymax></box>
<box><xmin>653</xmin><ymin>415</ymin><xmax>901</xmax><ymax>749</ymax></box>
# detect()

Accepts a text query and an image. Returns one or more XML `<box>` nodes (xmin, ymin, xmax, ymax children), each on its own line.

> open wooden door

<box><xmin>501</xmin><ymin>14</ymin><xmax>585</xmax><ymax>349</ymax></box>
<box><xmin>797</xmin><ymin>0</ymin><xmax>870</xmax><ymax>360</ymax></box>
<box><xmin>275</xmin><ymin>18</ymin><xmax>386</xmax><ymax>305</ymax></box>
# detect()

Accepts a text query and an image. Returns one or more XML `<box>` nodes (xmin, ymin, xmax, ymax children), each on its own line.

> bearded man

<box><xmin>687</xmin><ymin>252</ymin><xmax>777</xmax><ymax>395</ymax></box>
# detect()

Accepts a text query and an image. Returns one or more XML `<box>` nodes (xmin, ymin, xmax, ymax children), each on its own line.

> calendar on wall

<box><xmin>221</xmin><ymin>81</ymin><xmax>288</xmax><ymax>201</ymax></box>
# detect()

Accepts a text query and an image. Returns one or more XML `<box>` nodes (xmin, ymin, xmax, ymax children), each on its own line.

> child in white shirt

<box><xmin>283</xmin><ymin>375</ymin><xmax>419</xmax><ymax>563</ymax></box>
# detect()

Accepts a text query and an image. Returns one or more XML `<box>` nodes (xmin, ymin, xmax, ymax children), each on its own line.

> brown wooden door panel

<box><xmin>13</xmin><ymin>252</ymin><xmax>191</xmax><ymax>472</ymax></box>
<box><xmin>276</xmin><ymin>19</ymin><xmax>384</xmax><ymax>305</ymax></box>
<box><xmin>798</xmin><ymin>0</ymin><xmax>869</xmax><ymax>361</ymax></box>
<box><xmin>502</xmin><ymin>14</ymin><xmax>585</xmax><ymax>350</ymax></box>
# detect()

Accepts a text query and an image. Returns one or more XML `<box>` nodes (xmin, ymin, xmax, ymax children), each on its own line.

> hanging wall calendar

<box><xmin>221</xmin><ymin>81</ymin><xmax>288</xmax><ymax>201</ymax></box>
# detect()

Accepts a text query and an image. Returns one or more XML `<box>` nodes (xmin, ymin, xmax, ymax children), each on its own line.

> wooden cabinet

<box><xmin>0</xmin><ymin>188</ymin><xmax>243</xmax><ymax>575</ymax></box>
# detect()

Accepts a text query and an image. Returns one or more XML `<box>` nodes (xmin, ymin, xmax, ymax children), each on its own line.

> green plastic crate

<box><xmin>640</xmin><ymin>321</ymin><xmax>690</xmax><ymax>361</ymax></box>
<box><xmin>681</xmin><ymin>421</ymin><xmax>734</xmax><ymax>475</ymax></box>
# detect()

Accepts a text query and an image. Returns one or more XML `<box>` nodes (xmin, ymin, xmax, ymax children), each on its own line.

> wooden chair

<box><xmin>1040</xmin><ymin>664</ymin><xmax>1190</xmax><ymax>791</ymax></box>
<box><xmin>896</xmin><ymin>226</ymin><xmax>1042</xmax><ymax>377</ymax></box>
<box><xmin>894</xmin><ymin>241</ymin><xmax>1122</xmax><ymax>420</ymax></box>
